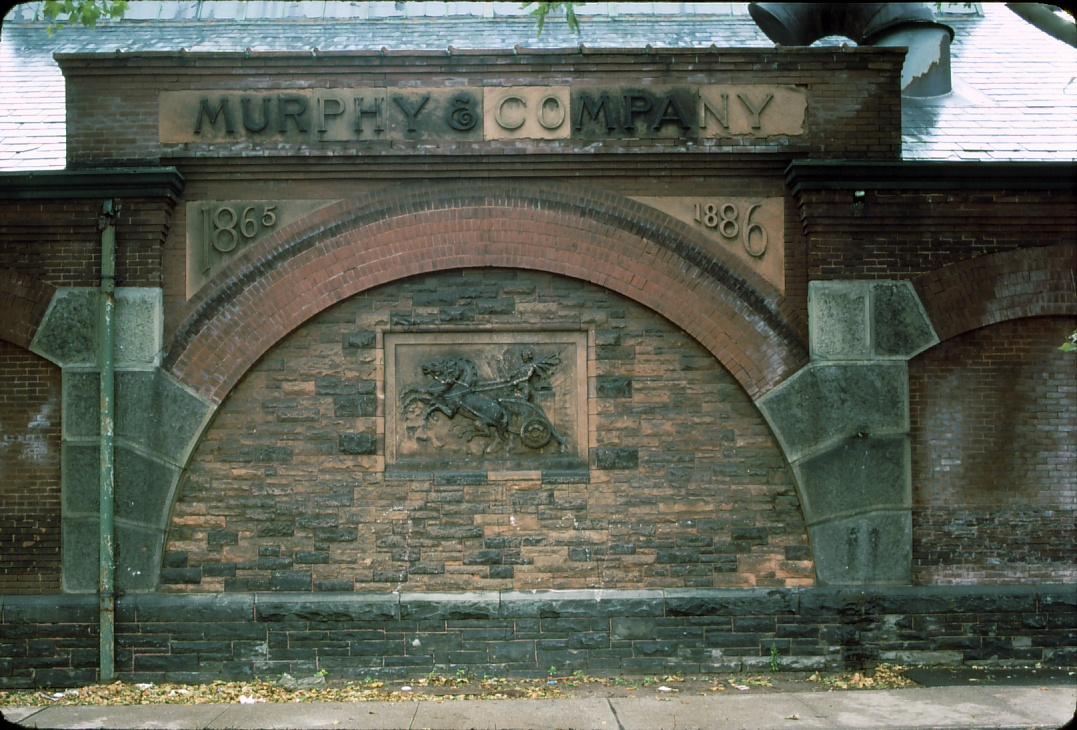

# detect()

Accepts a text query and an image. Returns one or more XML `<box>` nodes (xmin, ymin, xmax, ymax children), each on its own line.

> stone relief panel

<box><xmin>385</xmin><ymin>331</ymin><xmax>588</xmax><ymax>471</ymax></box>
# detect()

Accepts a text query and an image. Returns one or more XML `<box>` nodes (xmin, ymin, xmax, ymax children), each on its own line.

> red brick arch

<box><xmin>914</xmin><ymin>244</ymin><xmax>1077</xmax><ymax>343</ymax></box>
<box><xmin>164</xmin><ymin>184</ymin><xmax>807</xmax><ymax>405</ymax></box>
<box><xmin>0</xmin><ymin>268</ymin><xmax>56</xmax><ymax>351</ymax></box>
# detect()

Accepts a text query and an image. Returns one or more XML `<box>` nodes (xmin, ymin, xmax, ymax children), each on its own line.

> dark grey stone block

<box><xmin>338</xmin><ymin>433</ymin><xmax>377</xmax><ymax>455</ymax></box>
<box><xmin>160</xmin><ymin>567</ymin><xmax>202</xmax><ymax>584</ymax></box>
<box><xmin>795</xmin><ymin>436</ymin><xmax>909</xmax><ymax>524</ymax></box>
<box><xmin>31</xmin><ymin>289</ymin><xmax>97</xmax><ymax>366</ymax></box>
<box><xmin>271</xmin><ymin>571</ymin><xmax>313</xmax><ymax>591</ymax></box>
<box><xmin>2</xmin><ymin>595</ymin><xmax>95</xmax><ymax>624</ymax></box>
<box><xmin>759</xmin><ymin>362</ymin><xmax>908</xmax><ymax>462</ymax></box>
<box><xmin>663</xmin><ymin>589</ymin><xmax>797</xmax><ymax>616</ymax></box>
<box><xmin>255</xmin><ymin>594</ymin><xmax>399</xmax><ymax>622</ymax></box>
<box><xmin>125</xmin><ymin>594</ymin><xmax>255</xmax><ymax>623</ymax></box>
<box><xmin>594</xmin><ymin>447</ymin><xmax>638</xmax><ymax>470</ymax></box>
<box><xmin>115</xmin><ymin>370</ymin><xmax>212</xmax><ymax>466</ymax></box>
<box><xmin>315</xmin><ymin>376</ymin><xmax>356</xmax><ymax>395</ymax></box>
<box><xmin>399</xmin><ymin>593</ymin><xmax>499</xmax><ymax>620</ymax></box>
<box><xmin>342</xmin><ymin>331</ymin><xmax>376</xmax><ymax>351</ymax></box>
<box><xmin>488</xmin><ymin>641</ymin><xmax>535</xmax><ymax>663</ymax></box>
<box><xmin>611</xmin><ymin>617</ymin><xmax>655</xmax><ymax>641</ymax></box>
<box><xmin>872</xmin><ymin>282</ymin><xmax>937</xmax><ymax>358</ymax></box>
<box><xmin>500</xmin><ymin>590</ymin><xmax>663</xmax><ymax>618</ymax></box>
<box><xmin>541</xmin><ymin>470</ymin><xmax>589</xmax><ymax>484</ymax></box>
<box><xmin>809</xmin><ymin>511</ymin><xmax>912</xmax><ymax>585</ymax></box>
<box><xmin>596</xmin><ymin>376</ymin><xmax>632</xmax><ymax>398</ymax></box>
<box><xmin>33</xmin><ymin>668</ymin><xmax>98</xmax><ymax>687</ymax></box>
<box><xmin>1038</xmin><ymin>586</ymin><xmax>1077</xmax><ymax>610</ymax></box>
<box><xmin>433</xmin><ymin>472</ymin><xmax>487</xmax><ymax>485</ymax></box>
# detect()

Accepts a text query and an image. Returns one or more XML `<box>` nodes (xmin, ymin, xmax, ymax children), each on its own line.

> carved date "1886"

<box><xmin>692</xmin><ymin>202</ymin><xmax>768</xmax><ymax>258</ymax></box>
<box><xmin>199</xmin><ymin>204</ymin><xmax>278</xmax><ymax>271</ymax></box>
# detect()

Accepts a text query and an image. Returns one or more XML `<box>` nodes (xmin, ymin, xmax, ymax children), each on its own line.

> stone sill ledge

<box><xmin>2</xmin><ymin>584</ymin><xmax>1072</xmax><ymax>624</ymax></box>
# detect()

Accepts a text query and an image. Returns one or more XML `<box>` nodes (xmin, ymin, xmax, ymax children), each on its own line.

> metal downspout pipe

<box><xmin>98</xmin><ymin>200</ymin><xmax>117</xmax><ymax>682</ymax></box>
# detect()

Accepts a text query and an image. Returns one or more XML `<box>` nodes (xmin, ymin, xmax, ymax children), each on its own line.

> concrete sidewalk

<box><xmin>3</xmin><ymin>685</ymin><xmax>1075</xmax><ymax>729</ymax></box>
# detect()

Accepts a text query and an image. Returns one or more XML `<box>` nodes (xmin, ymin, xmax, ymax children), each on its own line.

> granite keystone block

<box><xmin>871</xmin><ymin>281</ymin><xmax>938</xmax><ymax>358</ymax></box>
<box><xmin>809</xmin><ymin>282</ymin><xmax>869</xmax><ymax>360</ymax></box>
<box><xmin>115</xmin><ymin>523</ymin><xmax>166</xmax><ymax>591</ymax></box>
<box><xmin>31</xmin><ymin>288</ymin><xmax>97</xmax><ymax>366</ymax></box>
<box><xmin>115</xmin><ymin>369</ymin><xmax>212</xmax><ymax>465</ymax></box>
<box><xmin>62</xmin><ymin>370</ymin><xmax>100</xmax><ymax>439</ymax></box>
<box><xmin>115</xmin><ymin>288</ymin><xmax>163</xmax><ymax>367</ymax></box>
<box><xmin>809</xmin><ymin>511</ymin><xmax>912</xmax><ymax>585</ymax></box>
<box><xmin>759</xmin><ymin>361</ymin><xmax>908</xmax><ymax>462</ymax></box>
<box><xmin>795</xmin><ymin>435</ymin><xmax>909</xmax><ymax>524</ymax></box>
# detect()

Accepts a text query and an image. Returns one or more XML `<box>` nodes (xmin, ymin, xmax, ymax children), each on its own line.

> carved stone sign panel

<box><xmin>159</xmin><ymin>85</ymin><xmax>807</xmax><ymax>144</ymax></box>
<box><xmin>385</xmin><ymin>332</ymin><xmax>588</xmax><ymax>471</ymax></box>
<box><xmin>185</xmin><ymin>200</ymin><xmax>335</xmax><ymax>298</ymax></box>
<box><xmin>630</xmin><ymin>196</ymin><xmax>785</xmax><ymax>293</ymax></box>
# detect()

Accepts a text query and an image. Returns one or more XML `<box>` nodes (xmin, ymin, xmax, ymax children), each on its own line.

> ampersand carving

<box><xmin>447</xmin><ymin>94</ymin><xmax>478</xmax><ymax>131</ymax></box>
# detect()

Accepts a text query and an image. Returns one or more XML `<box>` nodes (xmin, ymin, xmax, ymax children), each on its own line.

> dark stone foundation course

<box><xmin>0</xmin><ymin>586</ymin><xmax>1073</xmax><ymax>688</ymax></box>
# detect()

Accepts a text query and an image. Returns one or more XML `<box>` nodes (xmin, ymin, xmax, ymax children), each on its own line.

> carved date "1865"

<box><xmin>199</xmin><ymin>204</ymin><xmax>278</xmax><ymax>272</ymax></box>
<box><xmin>692</xmin><ymin>202</ymin><xmax>768</xmax><ymax>258</ymax></box>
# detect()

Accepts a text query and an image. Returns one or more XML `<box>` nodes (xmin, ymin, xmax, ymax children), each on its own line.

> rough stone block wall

<box><xmin>910</xmin><ymin>316</ymin><xmax>1077</xmax><ymax>584</ymax></box>
<box><xmin>0</xmin><ymin>198</ymin><xmax>171</xmax><ymax>288</ymax></box>
<box><xmin>801</xmin><ymin>188</ymin><xmax>1077</xmax><ymax>280</ymax></box>
<box><xmin>0</xmin><ymin>341</ymin><xmax>61</xmax><ymax>594</ymax></box>
<box><xmin>2</xmin><ymin>587</ymin><xmax>1073</xmax><ymax>688</ymax></box>
<box><xmin>164</xmin><ymin>269</ymin><xmax>811</xmax><ymax>592</ymax></box>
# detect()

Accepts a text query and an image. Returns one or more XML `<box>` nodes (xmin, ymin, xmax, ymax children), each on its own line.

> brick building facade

<box><xmin>0</xmin><ymin>2</ymin><xmax>1073</xmax><ymax>685</ymax></box>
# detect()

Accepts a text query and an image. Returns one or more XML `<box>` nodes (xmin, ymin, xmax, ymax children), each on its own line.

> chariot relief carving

<box><xmin>385</xmin><ymin>332</ymin><xmax>588</xmax><ymax>469</ymax></box>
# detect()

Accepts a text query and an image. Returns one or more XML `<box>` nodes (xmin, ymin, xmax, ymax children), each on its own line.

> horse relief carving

<box><xmin>400</xmin><ymin>348</ymin><xmax>567</xmax><ymax>454</ymax></box>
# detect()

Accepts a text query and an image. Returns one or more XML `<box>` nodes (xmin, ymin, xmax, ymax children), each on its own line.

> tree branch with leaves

<box><xmin>521</xmin><ymin>1</ymin><xmax>581</xmax><ymax>36</ymax></box>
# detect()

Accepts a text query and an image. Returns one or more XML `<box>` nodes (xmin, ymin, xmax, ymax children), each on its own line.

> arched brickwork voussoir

<box><xmin>914</xmin><ymin>244</ymin><xmax>1077</xmax><ymax>343</ymax></box>
<box><xmin>0</xmin><ymin>268</ymin><xmax>56</xmax><ymax>350</ymax></box>
<box><xmin>164</xmin><ymin>185</ymin><xmax>808</xmax><ymax>406</ymax></box>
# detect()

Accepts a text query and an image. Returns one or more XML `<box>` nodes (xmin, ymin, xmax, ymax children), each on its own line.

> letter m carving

<box><xmin>573</xmin><ymin>92</ymin><xmax>618</xmax><ymax>132</ymax></box>
<box><xmin>194</xmin><ymin>97</ymin><xmax>236</xmax><ymax>135</ymax></box>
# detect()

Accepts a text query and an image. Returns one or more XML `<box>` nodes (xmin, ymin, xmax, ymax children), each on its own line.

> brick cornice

<box><xmin>56</xmin><ymin>46</ymin><xmax>904</xmax><ymax>75</ymax></box>
<box><xmin>787</xmin><ymin>160</ymin><xmax>1077</xmax><ymax>194</ymax></box>
<box><xmin>0</xmin><ymin>167</ymin><xmax>185</xmax><ymax>201</ymax></box>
